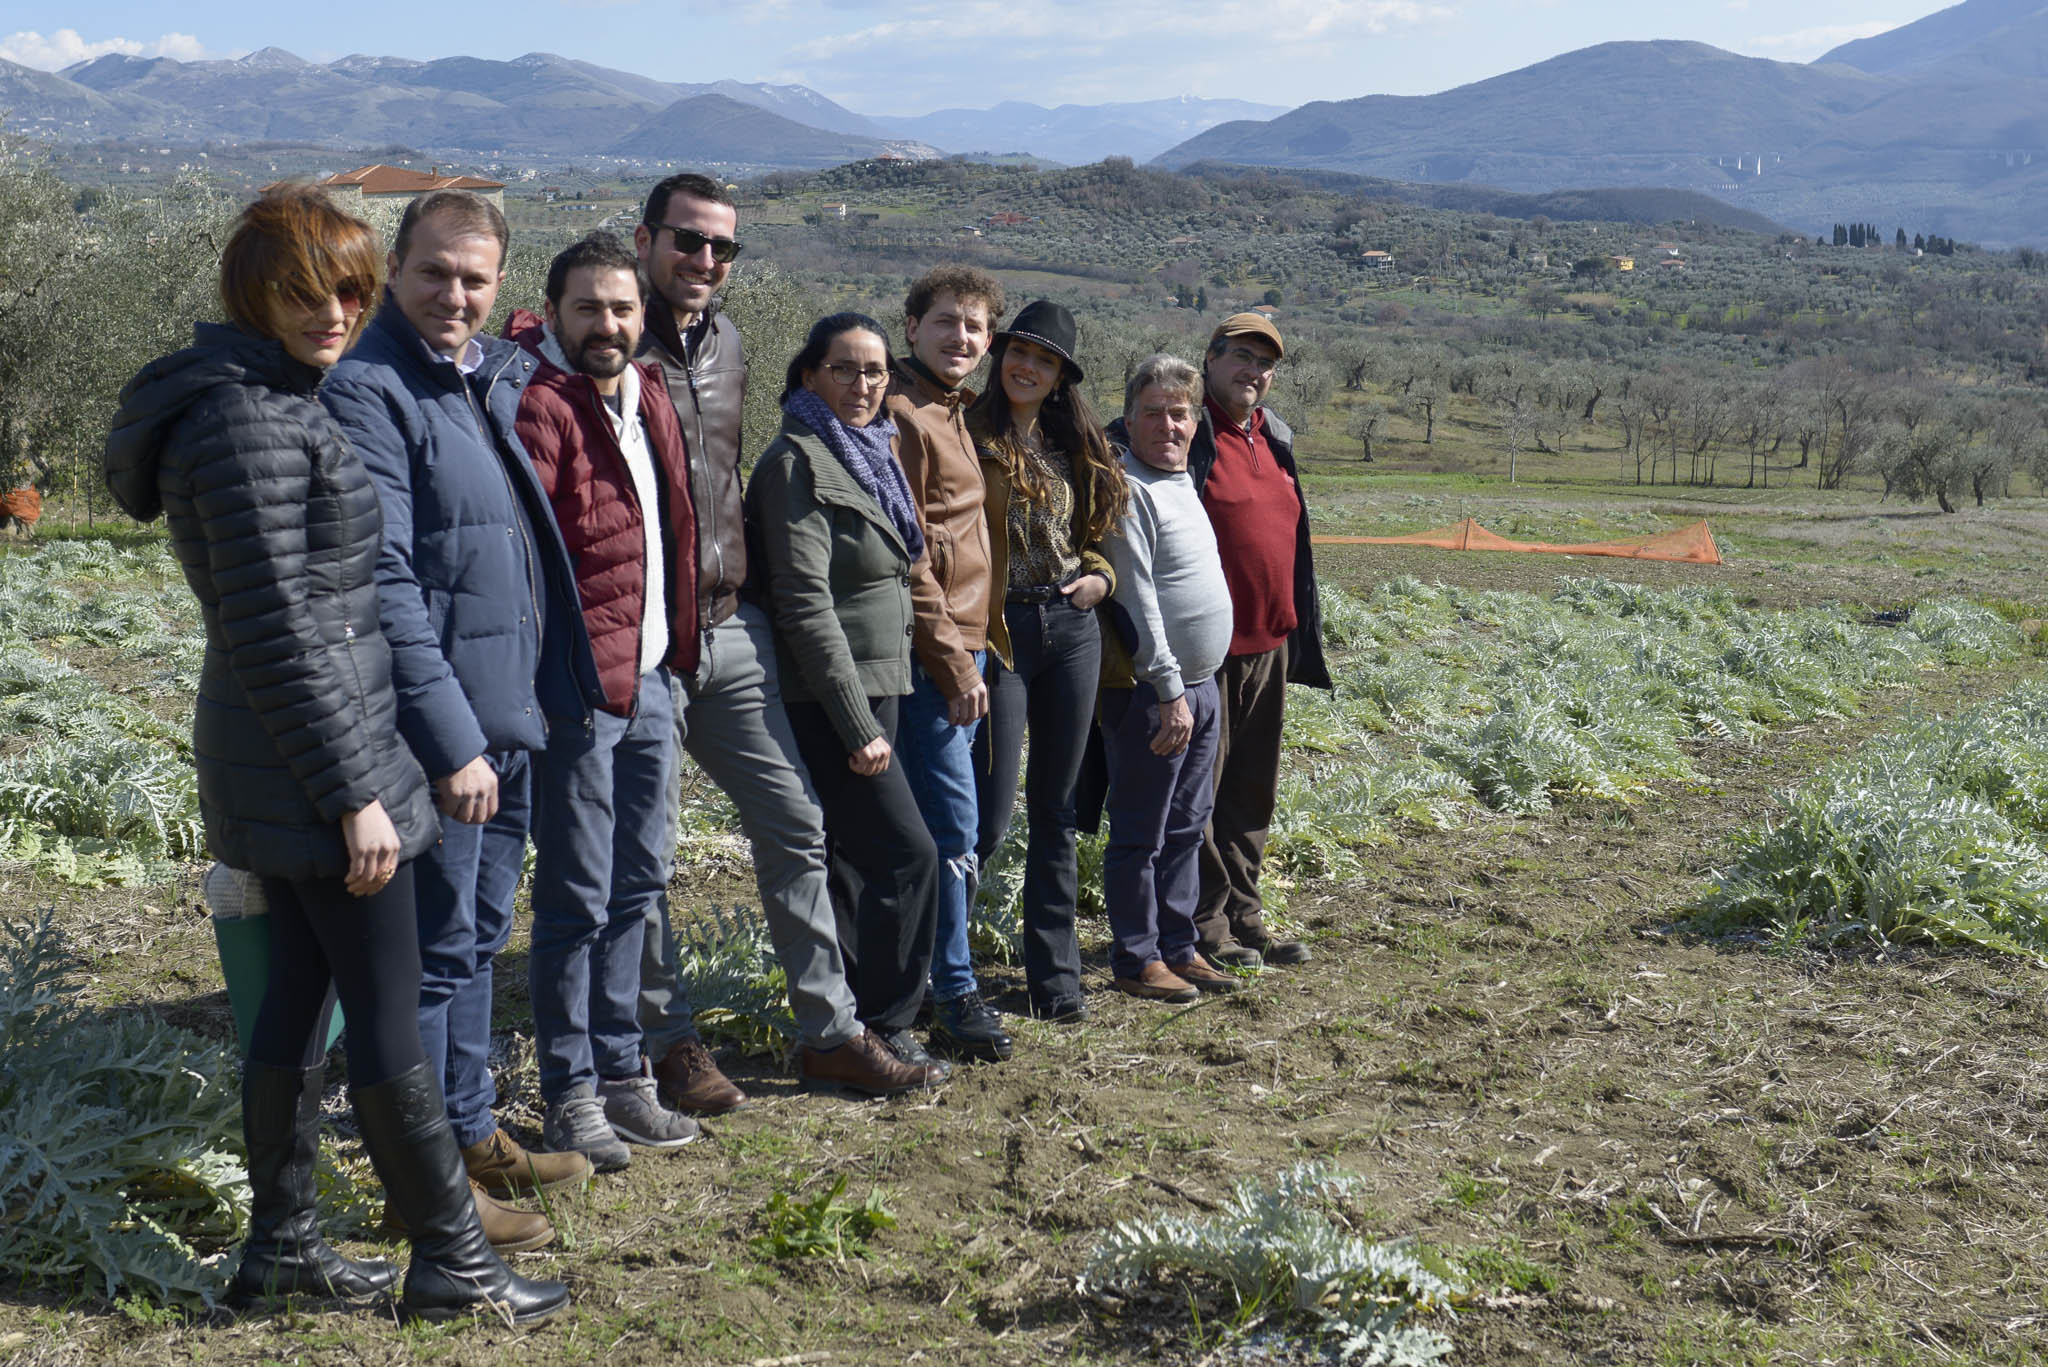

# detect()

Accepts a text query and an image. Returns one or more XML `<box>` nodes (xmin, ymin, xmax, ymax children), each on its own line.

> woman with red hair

<box><xmin>104</xmin><ymin>186</ymin><xmax>565</xmax><ymax>1325</ymax></box>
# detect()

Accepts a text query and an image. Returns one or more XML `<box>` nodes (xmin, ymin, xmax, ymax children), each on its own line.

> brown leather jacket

<box><xmin>637</xmin><ymin>293</ymin><xmax>749</xmax><ymax>636</ymax></box>
<box><xmin>884</xmin><ymin>357</ymin><xmax>991</xmax><ymax>699</ymax></box>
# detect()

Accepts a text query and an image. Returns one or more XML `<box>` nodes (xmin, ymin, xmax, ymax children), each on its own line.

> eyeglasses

<box><xmin>652</xmin><ymin>223</ymin><xmax>743</xmax><ymax>263</ymax></box>
<box><xmin>823</xmin><ymin>363</ymin><xmax>890</xmax><ymax>389</ymax></box>
<box><xmin>1225</xmin><ymin>346</ymin><xmax>1279</xmax><ymax>374</ymax></box>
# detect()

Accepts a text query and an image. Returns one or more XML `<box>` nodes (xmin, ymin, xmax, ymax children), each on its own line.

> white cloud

<box><xmin>1744</xmin><ymin>20</ymin><xmax>1898</xmax><ymax>59</ymax></box>
<box><xmin>0</xmin><ymin>28</ymin><xmax>210</xmax><ymax>71</ymax></box>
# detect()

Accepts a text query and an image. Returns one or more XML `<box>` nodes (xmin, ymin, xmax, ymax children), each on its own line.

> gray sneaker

<box><xmin>597</xmin><ymin>1067</ymin><xmax>701</xmax><ymax>1148</ymax></box>
<box><xmin>544</xmin><ymin>1083</ymin><xmax>631</xmax><ymax>1173</ymax></box>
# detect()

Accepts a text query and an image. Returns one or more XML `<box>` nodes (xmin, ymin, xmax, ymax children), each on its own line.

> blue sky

<box><xmin>1</xmin><ymin>1</ymin><xmax>1938</xmax><ymax>115</ymax></box>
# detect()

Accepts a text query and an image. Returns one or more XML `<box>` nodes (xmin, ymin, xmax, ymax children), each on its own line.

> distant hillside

<box><xmin>608</xmin><ymin>94</ymin><xmax>925</xmax><ymax>169</ymax></box>
<box><xmin>1818</xmin><ymin>0</ymin><xmax>2048</xmax><ymax>73</ymax></box>
<box><xmin>870</xmin><ymin>97</ymin><xmax>1288</xmax><ymax>166</ymax></box>
<box><xmin>1180</xmin><ymin>163</ymin><xmax>1788</xmax><ymax>236</ymax></box>
<box><xmin>10</xmin><ymin>48</ymin><xmax>890</xmax><ymax>163</ymax></box>
<box><xmin>1154</xmin><ymin>37</ymin><xmax>2048</xmax><ymax>245</ymax></box>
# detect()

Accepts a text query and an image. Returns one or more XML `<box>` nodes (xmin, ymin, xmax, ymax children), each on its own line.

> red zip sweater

<box><xmin>504</xmin><ymin>309</ymin><xmax>699</xmax><ymax>714</ymax></box>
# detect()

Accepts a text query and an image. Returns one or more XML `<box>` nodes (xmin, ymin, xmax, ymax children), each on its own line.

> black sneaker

<box><xmin>930</xmin><ymin>992</ymin><xmax>1015</xmax><ymax>1062</ymax></box>
<box><xmin>877</xmin><ymin>1027</ymin><xmax>954</xmax><ymax>1082</ymax></box>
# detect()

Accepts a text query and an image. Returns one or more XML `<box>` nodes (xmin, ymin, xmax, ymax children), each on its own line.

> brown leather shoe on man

<box><xmin>652</xmin><ymin>1037</ymin><xmax>749</xmax><ymax>1115</ymax></box>
<box><xmin>798</xmin><ymin>1029</ymin><xmax>945</xmax><ymax>1098</ymax></box>
<box><xmin>463</xmin><ymin>1128</ymin><xmax>593</xmax><ymax>1199</ymax></box>
<box><xmin>1114</xmin><ymin>960</ymin><xmax>1199</xmax><ymax>1003</ymax></box>
<box><xmin>385</xmin><ymin>1178</ymin><xmax>553</xmax><ymax>1253</ymax></box>
<box><xmin>1170</xmin><ymin>953</ymin><xmax>1245</xmax><ymax>994</ymax></box>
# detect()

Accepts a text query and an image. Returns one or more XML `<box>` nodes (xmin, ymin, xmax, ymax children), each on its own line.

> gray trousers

<box><xmin>640</xmin><ymin>600</ymin><xmax>861</xmax><ymax>1052</ymax></box>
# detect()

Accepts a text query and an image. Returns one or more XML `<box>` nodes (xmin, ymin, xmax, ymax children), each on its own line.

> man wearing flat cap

<box><xmin>1187</xmin><ymin>313</ymin><xmax>1331</xmax><ymax>968</ymax></box>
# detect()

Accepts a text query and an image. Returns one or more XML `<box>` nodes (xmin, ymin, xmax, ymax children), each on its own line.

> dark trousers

<box><xmin>1101</xmin><ymin>680</ymin><xmax>1220</xmax><ymax>980</ymax></box>
<box><xmin>788</xmin><ymin>695</ymin><xmax>940</xmax><ymax>1032</ymax></box>
<box><xmin>1194</xmin><ymin>644</ymin><xmax>1286</xmax><ymax>950</ymax></box>
<box><xmin>973</xmin><ymin>598</ymin><xmax>1101</xmax><ymax>1014</ymax></box>
<box><xmin>253</xmin><ymin>864</ymin><xmax>426</xmax><ymax>1086</ymax></box>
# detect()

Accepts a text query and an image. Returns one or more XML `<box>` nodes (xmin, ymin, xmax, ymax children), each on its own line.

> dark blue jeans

<box><xmin>530</xmin><ymin>669</ymin><xmax>676</xmax><ymax>1101</ymax></box>
<box><xmin>1101</xmin><ymin>679</ymin><xmax>1220</xmax><ymax>981</ymax></box>
<box><xmin>897</xmin><ymin>653</ymin><xmax>985</xmax><ymax>1002</ymax></box>
<box><xmin>413</xmin><ymin>750</ymin><xmax>530</xmax><ymax>1149</ymax></box>
<box><xmin>974</xmin><ymin>598</ymin><xmax>1100</xmax><ymax>1014</ymax></box>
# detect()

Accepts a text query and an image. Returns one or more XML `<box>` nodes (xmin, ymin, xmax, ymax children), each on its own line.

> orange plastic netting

<box><xmin>1313</xmin><ymin>518</ymin><xmax>1721</xmax><ymax>565</ymax></box>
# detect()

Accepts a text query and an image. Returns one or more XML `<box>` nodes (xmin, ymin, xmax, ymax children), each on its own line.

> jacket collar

<box><xmin>780</xmin><ymin>413</ymin><xmax>909</xmax><ymax>559</ymax></box>
<box><xmin>893</xmin><ymin>353</ymin><xmax>975</xmax><ymax>408</ymax></box>
<box><xmin>368</xmin><ymin>291</ymin><xmax>522</xmax><ymax>393</ymax></box>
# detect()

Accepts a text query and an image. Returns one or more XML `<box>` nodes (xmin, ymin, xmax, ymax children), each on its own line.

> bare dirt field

<box><xmin>3</xmin><ymin>490</ymin><xmax>2045</xmax><ymax>1367</ymax></box>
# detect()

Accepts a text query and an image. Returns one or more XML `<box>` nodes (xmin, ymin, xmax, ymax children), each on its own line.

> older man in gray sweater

<box><xmin>1098</xmin><ymin>354</ymin><xmax>1242</xmax><ymax>1004</ymax></box>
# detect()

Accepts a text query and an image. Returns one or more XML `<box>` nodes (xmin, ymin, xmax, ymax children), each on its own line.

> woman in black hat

<box><xmin>966</xmin><ymin>301</ymin><xmax>1127</xmax><ymax>1021</ymax></box>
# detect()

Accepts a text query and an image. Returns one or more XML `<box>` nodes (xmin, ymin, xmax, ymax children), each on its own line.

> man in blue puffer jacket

<box><xmin>324</xmin><ymin>191</ymin><xmax>593</xmax><ymax>1246</ymax></box>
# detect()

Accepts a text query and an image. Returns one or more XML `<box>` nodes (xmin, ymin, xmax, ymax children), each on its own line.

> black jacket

<box><xmin>104</xmin><ymin>322</ymin><xmax>438</xmax><ymax>880</ymax></box>
<box><xmin>1106</xmin><ymin>406</ymin><xmax>1330</xmax><ymax>690</ymax></box>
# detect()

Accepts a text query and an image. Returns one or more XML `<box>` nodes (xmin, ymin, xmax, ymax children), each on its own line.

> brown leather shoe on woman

<box><xmin>798</xmin><ymin>1029</ymin><xmax>945</xmax><ymax>1098</ymax></box>
<box><xmin>1113</xmin><ymin>960</ymin><xmax>1199</xmax><ymax>1003</ymax></box>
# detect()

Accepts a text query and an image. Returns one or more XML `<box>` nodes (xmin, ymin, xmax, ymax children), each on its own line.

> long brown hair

<box><xmin>968</xmin><ymin>334</ymin><xmax>1128</xmax><ymax>544</ymax></box>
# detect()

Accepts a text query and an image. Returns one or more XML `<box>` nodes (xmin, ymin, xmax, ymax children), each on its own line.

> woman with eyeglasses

<box><xmin>744</xmin><ymin>313</ymin><xmax>949</xmax><ymax>1092</ymax></box>
<box><xmin>104</xmin><ymin>186</ymin><xmax>566</xmax><ymax>1323</ymax></box>
<box><xmin>966</xmin><ymin>300</ymin><xmax>1128</xmax><ymax>1022</ymax></box>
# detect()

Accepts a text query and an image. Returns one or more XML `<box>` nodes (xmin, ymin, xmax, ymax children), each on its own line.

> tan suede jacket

<box><xmin>884</xmin><ymin>358</ymin><xmax>992</xmax><ymax>699</ymax></box>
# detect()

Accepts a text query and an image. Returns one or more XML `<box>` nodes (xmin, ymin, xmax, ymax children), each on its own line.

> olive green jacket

<box><xmin>979</xmin><ymin>442</ymin><xmax>1117</xmax><ymax>669</ymax></box>
<box><xmin>745</xmin><ymin>412</ymin><xmax>916</xmax><ymax>752</ymax></box>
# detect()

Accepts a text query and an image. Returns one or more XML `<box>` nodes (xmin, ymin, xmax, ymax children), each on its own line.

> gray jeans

<box><xmin>640</xmin><ymin>600</ymin><xmax>861</xmax><ymax>1052</ymax></box>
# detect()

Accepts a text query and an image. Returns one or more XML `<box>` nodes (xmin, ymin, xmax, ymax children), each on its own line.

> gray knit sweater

<box><xmin>1104</xmin><ymin>451</ymin><xmax>1234</xmax><ymax>700</ymax></box>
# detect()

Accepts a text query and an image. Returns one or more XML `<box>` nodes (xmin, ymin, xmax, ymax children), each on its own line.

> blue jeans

<box><xmin>897</xmin><ymin>652</ymin><xmax>985</xmax><ymax>1002</ymax></box>
<box><xmin>974</xmin><ymin>599</ymin><xmax>1100</xmax><ymax>1014</ymax></box>
<box><xmin>414</xmin><ymin>749</ymin><xmax>530</xmax><ymax>1149</ymax></box>
<box><xmin>1100</xmin><ymin>679</ymin><xmax>1220</xmax><ymax>981</ymax></box>
<box><xmin>530</xmin><ymin>669</ymin><xmax>676</xmax><ymax>1101</ymax></box>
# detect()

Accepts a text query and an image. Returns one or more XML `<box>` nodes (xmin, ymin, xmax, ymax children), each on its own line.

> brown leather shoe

<box><xmin>1114</xmin><ymin>960</ymin><xmax>1199</xmax><ymax>1003</ymax></box>
<box><xmin>798</xmin><ymin>1029</ymin><xmax>945</xmax><ymax>1098</ymax></box>
<box><xmin>463</xmin><ymin>1128</ymin><xmax>593</xmax><ymax>1199</ymax></box>
<box><xmin>1170</xmin><ymin>953</ymin><xmax>1245</xmax><ymax>994</ymax></box>
<box><xmin>652</xmin><ymin>1037</ymin><xmax>749</xmax><ymax>1115</ymax></box>
<box><xmin>385</xmin><ymin>1178</ymin><xmax>553</xmax><ymax>1253</ymax></box>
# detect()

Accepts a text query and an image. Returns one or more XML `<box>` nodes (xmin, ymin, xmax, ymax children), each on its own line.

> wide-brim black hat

<box><xmin>994</xmin><ymin>299</ymin><xmax>1083</xmax><ymax>383</ymax></box>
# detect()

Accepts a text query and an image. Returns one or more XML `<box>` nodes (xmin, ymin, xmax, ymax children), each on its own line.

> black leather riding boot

<box><xmin>349</xmin><ymin>1063</ymin><xmax>568</xmax><ymax>1325</ymax></box>
<box><xmin>231</xmin><ymin>1061</ymin><xmax>399</xmax><ymax>1303</ymax></box>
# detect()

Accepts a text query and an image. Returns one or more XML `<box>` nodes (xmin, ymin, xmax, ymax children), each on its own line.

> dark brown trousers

<box><xmin>1193</xmin><ymin>643</ymin><xmax>1286</xmax><ymax>950</ymax></box>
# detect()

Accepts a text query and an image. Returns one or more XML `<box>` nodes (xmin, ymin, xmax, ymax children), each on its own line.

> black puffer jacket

<box><xmin>104</xmin><ymin>322</ymin><xmax>437</xmax><ymax>881</ymax></box>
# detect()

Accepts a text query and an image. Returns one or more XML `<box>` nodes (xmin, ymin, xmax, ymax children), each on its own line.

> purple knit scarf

<box><xmin>784</xmin><ymin>388</ymin><xmax>924</xmax><ymax>560</ymax></box>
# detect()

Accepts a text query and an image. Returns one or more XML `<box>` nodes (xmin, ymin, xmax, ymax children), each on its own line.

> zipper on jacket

<box><xmin>680</xmin><ymin>334</ymin><xmax>734</xmax><ymax>633</ymax></box>
<box><xmin>472</xmin><ymin>359</ymin><xmax>545</xmax><ymax>642</ymax></box>
<box><xmin>584</xmin><ymin>376</ymin><xmax>648</xmax><ymax>721</ymax></box>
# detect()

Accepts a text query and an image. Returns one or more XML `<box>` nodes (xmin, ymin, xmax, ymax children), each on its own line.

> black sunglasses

<box><xmin>652</xmin><ymin>223</ymin><xmax>743</xmax><ymax>263</ymax></box>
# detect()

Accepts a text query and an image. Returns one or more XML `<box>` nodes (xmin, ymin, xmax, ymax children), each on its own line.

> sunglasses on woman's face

<box><xmin>654</xmin><ymin>223</ymin><xmax>743</xmax><ymax>263</ymax></box>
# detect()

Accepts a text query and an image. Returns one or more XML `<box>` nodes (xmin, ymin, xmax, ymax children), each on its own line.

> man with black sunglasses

<box><xmin>631</xmin><ymin>176</ymin><xmax>928</xmax><ymax>1100</ymax></box>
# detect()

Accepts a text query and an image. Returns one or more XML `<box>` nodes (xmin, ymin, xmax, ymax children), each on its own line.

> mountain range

<box><xmin>1153</xmin><ymin>0</ymin><xmax>2048</xmax><ymax>245</ymax></box>
<box><xmin>6</xmin><ymin>1</ymin><xmax>2048</xmax><ymax>243</ymax></box>
<box><xmin>0</xmin><ymin>48</ymin><xmax>1274</xmax><ymax>168</ymax></box>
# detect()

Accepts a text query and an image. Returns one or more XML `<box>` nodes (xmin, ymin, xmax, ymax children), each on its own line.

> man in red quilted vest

<box><xmin>503</xmin><ymin>233</ymin><xmax>714</xmax><ymax>1174</ymax></box>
